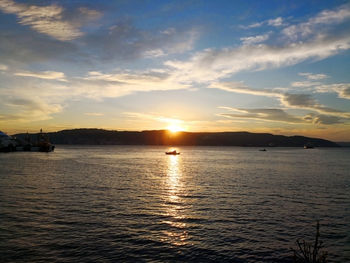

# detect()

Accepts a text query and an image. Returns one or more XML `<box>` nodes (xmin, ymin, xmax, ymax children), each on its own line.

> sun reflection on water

<box><xmin>168</xmin><ymin>155</ymin><xmax>180</xmax><ymax>196</ymax></box>
<box><xmin>162</xmin><ymin>152</ymin><xmax>189</xmax><ymax>246</ymax></box>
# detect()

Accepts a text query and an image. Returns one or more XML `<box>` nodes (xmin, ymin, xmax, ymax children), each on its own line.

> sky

<box><xmin>0</xmin><ymin>0</ymin><xmax>350</xmax><ymax>141</ymax></box>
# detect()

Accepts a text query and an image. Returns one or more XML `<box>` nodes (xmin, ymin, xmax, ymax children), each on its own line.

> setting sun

<box><xmin>167</xmin><ymin>124</ymin><xmax>184</xmax><ymax>133</ymax></box>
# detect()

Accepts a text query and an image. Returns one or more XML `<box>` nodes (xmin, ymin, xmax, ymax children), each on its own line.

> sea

<box><xmin>0</xmin><ymin>145</ymin><xmax>349</xmax><ymax>262</ymax></box>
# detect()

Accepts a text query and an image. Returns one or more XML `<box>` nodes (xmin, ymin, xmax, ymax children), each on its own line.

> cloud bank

<box><xmin>0</xmin><ymin>0</ymin><xmax>101</xmax><ymax>41</ymax></box>
<box><xmin>0</xmin><ymin>1</ymin><xmax>349</xmax><ymax>134</ymax></box>
<box><xmin>283</xmin><ymin>4</ymin><xmax>350</xmax><ymax>40</ymax></box>
<box><xmin>165</xmin><ymin>34</ymin><xmax>350</xmax><ymax>83</ymax></box>
<box><xmin>14</xmin><ymin>70</ymin><xmax>66</xmax><ymax>81</ymax></box>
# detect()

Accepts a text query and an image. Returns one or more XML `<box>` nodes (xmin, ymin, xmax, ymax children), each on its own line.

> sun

<box><xmin>167</xmin><ymin>124</ymin><xmax>184</xmax><ymax>133</ymax></box>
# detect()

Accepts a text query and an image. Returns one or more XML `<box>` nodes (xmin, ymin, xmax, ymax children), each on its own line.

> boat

<box><xmin>0</xmin><ymin>131</ymin><xmax>17</xmax><ymax>152</ymax></box>
<box><xmin>165</xmin><ymin>150</ymin><xmax>180</xmax><ymax>155</ymax></box>
<box><xmin>304</xmin><ymin>145</ymin><xmax>314</xmax><ymax>149</ymax></box>
<box><xmin>1</xmin><ymin>129</ymin><xmax>55</xmax><ymax>152</ymax></box>
<box><xmin>304</xmin><ymin>143</ymin><xmax>314</xmax><ymax>149</ymax></box>
<box><xmin>31</xmin><ymin>129</ymin><xmax>55</xmax><ymax>152</ymax></box>
<box><xmin>259</xmin><ymin>148</ymin><xmax>267</xmax><ymax>151</ymax></box>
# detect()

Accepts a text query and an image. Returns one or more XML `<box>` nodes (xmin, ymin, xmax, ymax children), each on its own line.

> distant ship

<box><xmin>0</xmin><ymin>131</ymin><xmax>17</xmax><ymax>152</ymax></box>
<box><xmin>304</xmin><ymin>143</ymin><xmax>314</xmax><ymax>149</ymax></box>
<box><xmin>165</xmin><ymin>150</ymin><xmax>180</xmax><ymax>155</ymax></box>
<box><xmin>0</xmin><ymin>129</ymin><xmax>55</xmax><ymax>152</ymax></box>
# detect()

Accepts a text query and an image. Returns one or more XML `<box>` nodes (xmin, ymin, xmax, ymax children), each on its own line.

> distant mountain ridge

<box><xmin>14</xmin><ymin>129</ymin><xmax>339</xmax><ymax>147</ymax></box>
<box><xmin>336</xmin><ymin>142</ymin><xmax>350</xmax><ymax>147</ymax></box>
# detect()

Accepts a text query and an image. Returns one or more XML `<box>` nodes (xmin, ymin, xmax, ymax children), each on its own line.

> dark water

<box><xmin>0</xmin><ymin>146</ymin><xmax>349</xmax><ymax>262</ymax></box>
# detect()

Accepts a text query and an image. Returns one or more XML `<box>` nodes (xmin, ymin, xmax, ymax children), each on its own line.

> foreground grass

<box><xmin>292</xmin><ymin>221</ymin><xmax>328</xmax><ymax>263</ymax></box>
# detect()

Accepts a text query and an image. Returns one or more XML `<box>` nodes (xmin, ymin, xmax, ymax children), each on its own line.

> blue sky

<box><xmin>0</xmin><ymin>0</ymin><xmax>350</xmax><ymax>140</ymax></box>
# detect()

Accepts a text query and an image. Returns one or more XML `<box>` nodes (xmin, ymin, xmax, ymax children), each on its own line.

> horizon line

<box><xmin>9</xmin><ymin>128</ymin><xmax>345</xmax><ymax>142</ymax></box>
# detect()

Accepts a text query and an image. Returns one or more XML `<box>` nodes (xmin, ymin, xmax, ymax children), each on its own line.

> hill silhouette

<box><xmin>14</xmin><ymin>129</ymin><xmax>339</xmax><ymax>147</ymax></box>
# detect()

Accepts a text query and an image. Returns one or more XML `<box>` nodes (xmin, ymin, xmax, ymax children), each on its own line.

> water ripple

<box><xmin>1</xmin><ymin>146</ymin><xmax>349</xmax><ymax>262</ymax></box>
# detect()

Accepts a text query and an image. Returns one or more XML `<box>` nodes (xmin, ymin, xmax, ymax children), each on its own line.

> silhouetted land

<box><xmin>14</xmin><ymin>129</ymin><xmax>339</xmax><ymax>147</ymax></box>
<box><xmin>336</xmin><ymin>142</ymin><xmax>350</xmax><ymax>147</ymax></box>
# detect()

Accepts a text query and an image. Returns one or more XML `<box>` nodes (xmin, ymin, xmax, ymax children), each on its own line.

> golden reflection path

<box><xmin>162</xmin><ymin>152</ymin><xmax>189</xmax><ymax>246</ymax></box>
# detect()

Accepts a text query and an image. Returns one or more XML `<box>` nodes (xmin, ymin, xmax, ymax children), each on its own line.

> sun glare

<box><xmin>167</xmin><ymin>124</ymin><xmax>183</xmax><ymax>133</ymax></box>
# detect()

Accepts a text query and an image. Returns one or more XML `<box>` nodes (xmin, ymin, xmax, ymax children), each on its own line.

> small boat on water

<box><xmin>259</xmin><ymin>148</ymin><xmax>267</xmax><ymax>151</ymax></box>
<box><xmin>304</xmin><ymin>143</ymin><xmax>314</xmax><ymax>149</ymax></box>
<box><xmin>19</xmin><ymin>129</ymin><xmax>55</xmax><ymax>152</ymax></box>
<box><xmin>304</xmin><ymin>145</ymin><xmax>314</xmax><ymax>149</ymax></box>
<box><xmin>165</xmin><ymin>150</ymin><xmax>180</xmax><ymax>155</ymax></box>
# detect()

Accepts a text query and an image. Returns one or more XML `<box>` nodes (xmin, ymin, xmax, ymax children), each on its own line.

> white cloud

<box><xmin>0</xmin><ymin>77</ymin><xmax>71</xmax><ymax>124</ymax></box>
<box><xmin>143</xmin><ymin>49</ymin><xmax>166</xmax><ymax>58</ymax></box>
<box><xmin>84</xmin><ymin>70</ymin><xmax>168</xmax><ymax>84</ymax></box>
<box><xmin>291</xmin><ymin>81</ymin><xmax>322</xmax><ymax>88</ymax></box>
<box><xmin>209</xmin><ymin>82</ymin><xmax>280</xmax><ymax>97</ymax></box>
<box><xmin>0</xmin><ymin>96</ymin><xmax>63</xmax><ymax>123</ymax></box>
<box><xmin>219</xmin><ymin>107</ymin><xmax>304</xmax><ymax>124</ymax></box>
<box><xmin>142</xmin><ymin>29</ymin><xmax>198</xmax><ymax>58</ymax></box>
<box><xmin>282</xmin><ymin>4</ymin><xmax>350</xmax><ymax>40</ymax></box>
<box><xmin>85</xmin><ymin>24</ymin><xmax>199</xmax><ymax>61</ymax></box>
<box><xmin>268</xmin><ymin>17</ymin><xmax>283</xmax><ymax>27</ymax></box>
<box><xmin>311</xmin><ymin>5</ymin><xmax>350</xmax><ymax>24</ymax></box>
<box><xmin>239</xmin><ymin>22</ymin><xmax>263</xmax><ymax>29</ymax></box>
<box><xmin>276</xmin><ymin>92</ymin><xmax>348</xmax><ymax>117</ymax></box>
<box><xmin>0</xmin><ymin>68</ymin><xmax>190</xmax><ymax>124</ymax></box>
<box><xmin>240</xmin><ymin>17</ymin><xmax>284</xmax><ymax>29</ymax></box>
<box><xmin>0</xmin><ymin>64</ymin><xmax>8</xmax><ymax>71</ymax></box>
<box><xmin>210</xmin><ymin>81</ymin><xmax>350</xmax><ymax>118</ymax></box>
<box><xmin>219</xmin><ymin>106</ymin><xmax>349</xmax><ymax>125</ymax></box>
<box><xmin>291</xmin><ymin>73</ymin><xmax>329</xmax><ymax>89</ymax></box>
<box><xmin>163</xmin><ymin>29</ymin><xmax>199</xmax><ymax>54</ymax></box>
<box><xmin>339</xmin><ymin>86</ymin><xmax>350</xmax><ymax>99</ymax></box>
<box><xmin>78</xmin><ymin>7</ymin><xmax>102</xmax><ymax>20</ymax></box>
<box><xmin>85</xmin><ymin>112</ymin><xmax>104</xmax><ymax>116</ymax></box>
<box><xmin>165</xmin><ymin>34</ymin><xmax>350</xmax><ymax>83</ymax></box>
<box><xmin>14</xmin><ymin>70</ymin><xmax>66</xmax><ymax>81</ymax></box>
<box><xmin>168</xmin><ymin>6</ymin><xmax>349</xmax><ymax>84</ymax></box>
<box><xmin>315</xmin><ymin>83</ymin><xmax>350</xmax><ymax>100</ymax></box>
<box><xmin>0</xmin><ymin>0</ymin><xmax>100</xmax><ymax>41</ymax></box>
<box><xmin>240</xmin><ymin>33</ymin><xmax>269</xmax><ymax>45</ymax></box>
<box><xmin>75</xmin><ymin>69</ymin><xmax>190</xmax><ymax>99</ymax></box>
<box><xmin>299</xmin><ymin>72</ymin><xmax>328</xmax><ymax>80</ymax></box>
